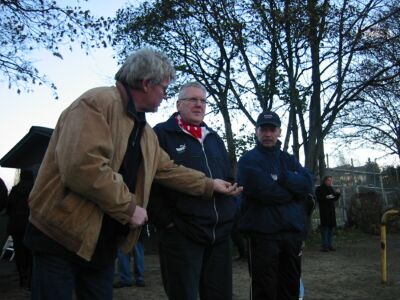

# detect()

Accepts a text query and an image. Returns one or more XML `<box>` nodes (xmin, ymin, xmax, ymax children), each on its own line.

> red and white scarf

<box><xmin>176</xmin><ymin>114</ymin><xmax>209</xmax><ymax>143</ymax></box>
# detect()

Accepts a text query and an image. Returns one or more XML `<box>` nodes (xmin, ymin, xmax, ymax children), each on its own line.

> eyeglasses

<box><xmin>179</xmin><ymin>97</ymin><xmax>207</xmax><ymax>105</ymax></box>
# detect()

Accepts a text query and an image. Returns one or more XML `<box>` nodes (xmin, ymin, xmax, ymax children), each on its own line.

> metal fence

<box><xmin>311</xmin><ymin>180</ymin><xmax>400</xmax><ymax>230</ymax></box>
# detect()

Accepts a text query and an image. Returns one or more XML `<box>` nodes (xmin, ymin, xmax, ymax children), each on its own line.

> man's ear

<box><xmin>142</xmin><ymin>79</ymin><xmax>150</xmax><ymax>93</ymax></box>
<box><xmin>176</xmin><ymin>100</ymin><xmax>180</xmax><ymax>111</ymax></box>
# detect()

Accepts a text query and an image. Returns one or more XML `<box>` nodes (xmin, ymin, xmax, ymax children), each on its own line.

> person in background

<box><xmin>316</xmin><ymin>175</ymin><xmax>340</xmax><ymax>252</ymax></box>
<box><xmin>237</xmin><ymin>110</ymin><xmax>314</xmax><ymax>300</ymax></box>
<box><xmin>114</xmin><ymin>224</ymin><xmax>149</xmax><ymax>288</ymax></box>
<box><xmin>0</xmin><ymin>177</ymin><xmax>7</xmax><ymax>211</ymax></box>
<box><xmin>5</xmin><ymin>170</ymin><xmax>34</xmax><ymax>289</ymax></box>
<box><xmin>23</xmin><ymin>48</ymin><xmax>242</xmax><ymax>300</ymax></box>
<box><xmin>148</xmin><ymin>81</ymin><xmax>240</xmax><ymax>300</ymax></box>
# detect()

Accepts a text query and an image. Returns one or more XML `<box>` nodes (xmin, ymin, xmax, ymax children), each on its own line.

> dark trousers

<box><xmin>12</xmin><ymin>232</ymin><xmax>32</xmax><ymax>288</ymax></box>
<box><xmin>31</xmin><ymin>252</ymin><xmax>114</xmax><ymax>300</ymax></box>
<box><xmin>248</xmin><ymin>236</ymin><xmax>302</xmax><ymax>300</ymax></box>
<box><xmin>231</xmin><ymin>213</ymin><xmax>247</xmax><ymax>258</ymax></box>
<box><xmin>231</xmin><ymin>229</ymin><xmax>247</xmax><ymax>258</ymax></box>
<box><xmin>159</xmin><ymin>226</ymin><xmax>232</xmax><ymax>300</ymax></box>
<box><xmin>321</xmin><ymin>226</ymin><xmax>333</xmax><ymax>249</ymax></box>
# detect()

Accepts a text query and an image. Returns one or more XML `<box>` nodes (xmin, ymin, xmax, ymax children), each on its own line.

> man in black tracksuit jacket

<box><xmin>149</xmin><ymin>82</ymin><xmax>237</xmax><ymax>300</ymax></box>
<box><xmin>237</xmin><ymin>110</ymin><xmax>314</xmax><ymax>300</ymax></box>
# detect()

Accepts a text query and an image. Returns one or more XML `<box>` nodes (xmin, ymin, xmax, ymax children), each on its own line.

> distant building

<box><xmin>0</xmin><ymin>126</ymin><xmax>53</xmax><ymax>176</ymax></box>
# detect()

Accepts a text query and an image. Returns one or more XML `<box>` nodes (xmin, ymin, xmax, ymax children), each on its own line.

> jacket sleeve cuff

<box><xmin>277</xmin><ymin>172</ymin><xmax>287</xmax><ymax>186</ymax></box>
<box><xmin>126</xmin><ymin>194</ymin><xmax>137</xmax><ymax>222</ymax></box>
<box><xmin>202</xmin><ymin>178</ymin><xmax>214</xmax><ymax>199</ymax></box>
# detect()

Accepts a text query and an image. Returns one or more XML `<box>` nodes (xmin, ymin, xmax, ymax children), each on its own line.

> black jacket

<box><xmin>148</xmin><ymin>113</ymin><xmax>236</xmax><ymax>244</ymax></box>
<box><xmin>316</xmin><ymin>184</ymin><xmax>340</xmax><ymax>227</ymax></box>
<box><xmin>237</xmin><ymin>142</ymin><xmax>314</xmax><ymax>238</ymax></box>
<box><xmin>6</xmin><ymin>179</ymin><xmax>33</xmax><ymax>235</ymax></box>
<box><xmin>0</xmin><ymin>178</ymin><xmax>7</xmax><ymax>212</ymax></box>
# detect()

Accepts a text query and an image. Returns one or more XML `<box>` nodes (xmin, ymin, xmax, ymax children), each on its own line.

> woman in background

<box><xmin>6</xmin><ymin>170</ymin><xmax>34</xmax><ymax>289</ymax></box>
<box><xmin>316</xmin><ymin>176</ymin><xmax>341</xmax><ymax>252</ymax></box>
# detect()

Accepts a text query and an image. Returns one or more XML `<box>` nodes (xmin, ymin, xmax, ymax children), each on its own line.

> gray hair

<box><xmin>178</xmin><ymin>81</ymin><xmax>207</xmax><ymax>99</ymax></box>
<box><xmin>115</xmin><ymin>48</ymin><xmax>176</xmax><ymax>88</ymax></box>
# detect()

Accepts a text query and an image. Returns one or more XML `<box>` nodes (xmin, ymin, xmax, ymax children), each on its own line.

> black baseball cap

<box><xmin>256</xmin><ymin>111</ymin><xmax>281</xmax><ymax>128</ymax></box>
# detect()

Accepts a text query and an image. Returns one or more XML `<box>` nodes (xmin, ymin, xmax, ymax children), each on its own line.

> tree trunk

<box><xmin>219</xmin><ymin>97</ymin><xmax>238</xmax><ymax>176</ymax></box>
<box><xmin>305</xmin><ymin>0</ymin><xmax>323</xmax><ymax>174</ymax></box>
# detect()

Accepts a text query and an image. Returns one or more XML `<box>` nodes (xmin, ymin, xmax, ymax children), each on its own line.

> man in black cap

<box><xmin>237</xmin><ymin>110</ymin><xmax>314</xmax><ymax>300</ymax></box>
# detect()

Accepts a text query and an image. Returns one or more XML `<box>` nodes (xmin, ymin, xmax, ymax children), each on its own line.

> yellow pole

<box><xmin>380</xmin><ymin>209</ymin><xmax>400</xmax><ymax>284</ymax></box>
<box><xmin>380</xmin><ymin>223</ymin><xmax>387</xmax><ymax>283</ymax></box>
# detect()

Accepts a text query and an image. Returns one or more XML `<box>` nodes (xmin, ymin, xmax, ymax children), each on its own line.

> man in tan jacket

<box><xmin>24</xmin><ymin>48</ymin><xmax>241</xmax><ymax>300</ymax></box>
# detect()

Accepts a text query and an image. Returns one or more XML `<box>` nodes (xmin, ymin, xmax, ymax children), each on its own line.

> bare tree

<box><xmin>335</xmin><ymin>86</ymin><xmax>400</xmax><ymax>160</ymax></box>
<box><xmin>333</xmin><ymin>1</ymin><xmax>400</xmax><ymax>160</ymax></box>
<box><xmin>0</xmin><ymin>0</ymin><xmax>110</xmax><ymax>97</ymax></box>
<box><xmin>110</xmin><ymin>0</ymin><xmax>400</xmax><ymax>176</ymax></box>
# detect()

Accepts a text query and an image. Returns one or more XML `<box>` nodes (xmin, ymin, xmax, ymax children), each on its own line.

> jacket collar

<box><xmin>256</xmin><ymin>140</ymin><xmax>282</xmax><ymax>155</ymax></box>
<box><xmin>116</xmin><ymin>81</ymin><xmax>146</xmax><ymax>123</ymax></box>
<box><xmin>116</xmin><ymin>81</ymin><xmax>129</xmax><ymax>110</ymax></box>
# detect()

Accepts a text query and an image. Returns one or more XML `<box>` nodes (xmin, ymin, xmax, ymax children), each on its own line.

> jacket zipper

<box><xmin>200</xmin><ymin>142</ymin><xmax>218</xmax><ymax>244</ymax></box>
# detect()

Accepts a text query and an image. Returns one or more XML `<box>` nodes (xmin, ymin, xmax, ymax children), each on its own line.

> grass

<box><xmin>305</xmin><ymin>227</ymin><xmax>372</xmax><ymax>249</ymax></box>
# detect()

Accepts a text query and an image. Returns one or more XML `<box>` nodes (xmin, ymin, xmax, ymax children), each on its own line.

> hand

<box><xmin>228</xmin><ymin>183</ymin><xmax>244</xmax><ymax>196</ymax></box>
<box><xmin>213</xmin><ymin>179</ymin><xmax>243</xmax><ymax>196</ymax></box>
<box><xmin>129</xmin><ymin>206</ymin><xmax>148</xmax><ymax>228</ymax></box>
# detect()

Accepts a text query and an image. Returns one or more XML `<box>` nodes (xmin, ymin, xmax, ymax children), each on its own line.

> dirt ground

<box><xmin>1</xmin><ymin>232</ymin><xmax>399</xmax><ymax>300</ymax></box>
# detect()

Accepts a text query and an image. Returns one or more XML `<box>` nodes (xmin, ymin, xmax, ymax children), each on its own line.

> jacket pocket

<box><xmin>50</xmin><ymin>191</ymin><xmax>96</xmax><ymax>236</ymax></box>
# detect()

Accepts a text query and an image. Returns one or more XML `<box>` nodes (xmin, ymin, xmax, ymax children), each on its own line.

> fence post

<box><xmin>341</xmin><ymin>188</ymin><xmax>347</xmax><ymax>225</ymax></box>
<box><xmin>380</xmin><ymin>209</ymin><xmax>400</xmax><ymax>284</ymax></box>
<box><xmin>379</xmin><ymin>173</ymin><xmax>388</xmax><ymax>207</ymax></box>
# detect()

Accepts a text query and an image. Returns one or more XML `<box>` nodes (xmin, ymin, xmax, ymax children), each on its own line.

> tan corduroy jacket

<box><xmin>28</xmin><ymin>82</ymin><xmax>214</xmax><ymax>261</ymax></box>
